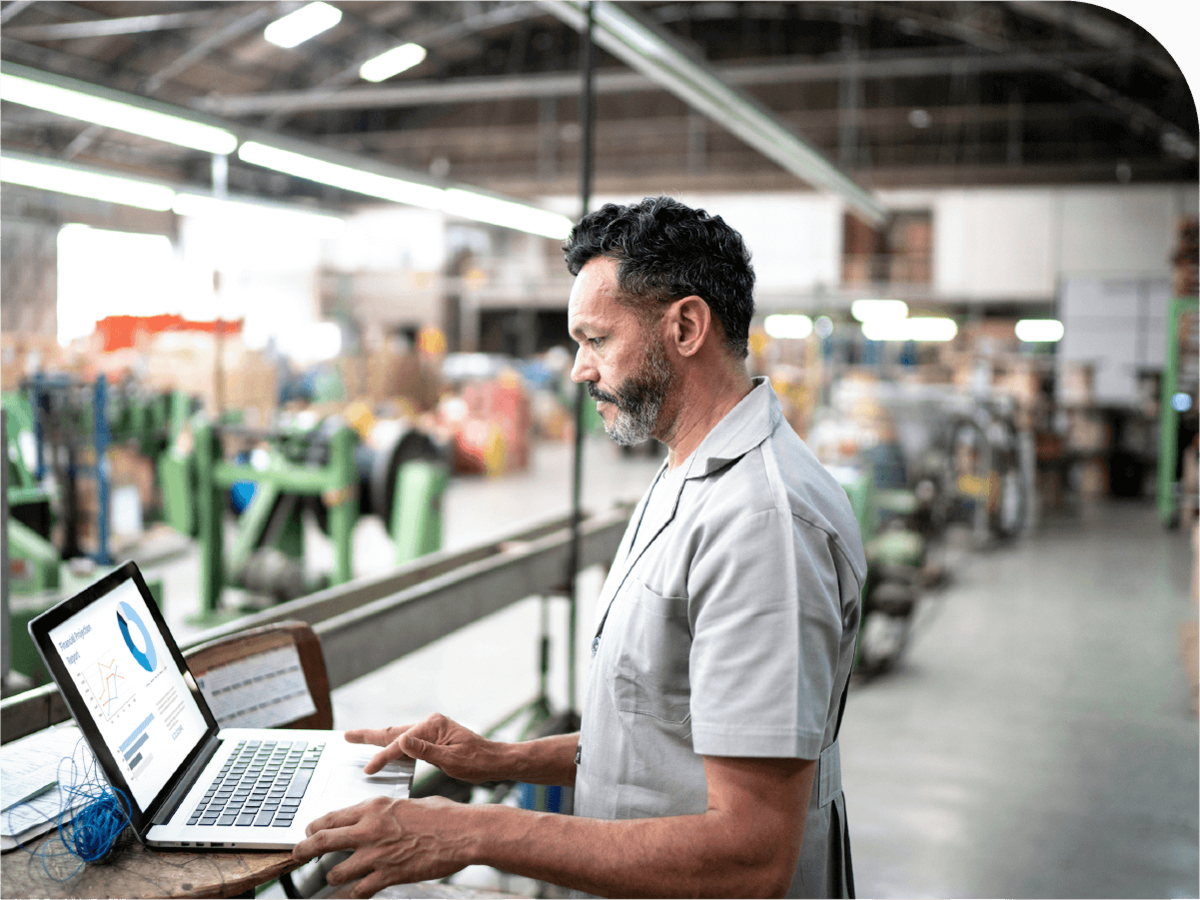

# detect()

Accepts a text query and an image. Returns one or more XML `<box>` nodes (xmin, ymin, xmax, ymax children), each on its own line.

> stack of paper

<box><xmin>1</xmin><ymin>724</ymin><xmax>93</xmax><ymax>852</ymax></box>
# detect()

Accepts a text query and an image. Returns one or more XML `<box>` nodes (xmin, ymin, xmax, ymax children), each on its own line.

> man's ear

<box><xmin>666</xmin><ymin>295</ymin><xmax>711</xmax><ymax>358</ymax></box>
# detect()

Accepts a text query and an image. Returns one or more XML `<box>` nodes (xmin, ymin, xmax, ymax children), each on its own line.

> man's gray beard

<box><xmin>599</xmin><ymin>339</ymin><xmax>675</xmax><ymax>447</ymax></box>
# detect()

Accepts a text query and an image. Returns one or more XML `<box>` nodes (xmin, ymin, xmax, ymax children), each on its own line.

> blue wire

<box><xmin>10</xmin><ymin>737</ymin><xmax>133</xmax><ymax>881</ymax></box>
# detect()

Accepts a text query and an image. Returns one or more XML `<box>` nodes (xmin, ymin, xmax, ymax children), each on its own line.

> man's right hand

<box><xmin>346</xmin><ymin>713</ymin><xmax>500</xmax><ymax>783</ymax></box>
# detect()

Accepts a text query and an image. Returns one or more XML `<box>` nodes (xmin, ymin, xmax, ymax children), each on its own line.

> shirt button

<box><xmin>591</xmin><ymin>636</ymin><xmax>600</xmax><ymax>657</ymax></box>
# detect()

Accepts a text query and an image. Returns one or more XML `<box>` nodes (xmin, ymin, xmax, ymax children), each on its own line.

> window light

<box><xmin>1015</xmin><ymin>319</ymin><xmax>1065</xmax><ymax>343</ymax></box>
<box><xmin>264</xmin><ymin>1</ymin><xmax>342</xmax><ymax>49</ymax></box>
<box><xmin>360</xmin><ymin>43</ymin><xmax>427</xmax><ymax>83</ymax></box>
<box><xmin>0</xmin><ymin>72</ymin><xmax>237</xmax><ymax>154</ymax></box>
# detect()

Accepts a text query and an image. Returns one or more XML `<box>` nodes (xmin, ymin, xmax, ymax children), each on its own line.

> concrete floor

<box><xmin>147</xmin><ymin>437</ymin><xmax>1197</xmax><ymax>899</ymax></box>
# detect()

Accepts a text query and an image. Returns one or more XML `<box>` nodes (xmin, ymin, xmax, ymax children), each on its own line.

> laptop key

<box><xmin>285</xmin><ymin>768</ymin><xmax>314</xmax><ymax>798</ymax></box>
<box><xmin>253</xmin><ymin>810</ymin><xmax>275</xmax><ymax>826</ymax></box>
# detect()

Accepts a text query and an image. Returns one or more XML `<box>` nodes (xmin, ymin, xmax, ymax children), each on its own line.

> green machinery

<box><xmin>1156</xmin><ymin>296</ymin><xmax>1199</xmax><ymax>528</ymax></box>
<box><xmin>3</xmin><ymin>392</ymin><xmax>58</xmax><ymax>595</ymax></box>
<box><xmin>832</xmin><ymin>463</ymin><xmax>928</xmax><ymax>675</ymax></box>
<box><xmin>160</xmin><ymin>417</ymin><xmax>449</xmax><ymax>620</ymax></box>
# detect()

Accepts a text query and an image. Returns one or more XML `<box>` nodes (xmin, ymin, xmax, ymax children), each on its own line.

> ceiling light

<box><xmin>441</xmin><ymin>189</ymin><xmax>573</xmax><ymax>240</ymax></box>
<box><xmin>0</xmin><ymin>71</ymin><xmax>237</xmax><ymax>154</ymax></box>
<box><xmin>360</xmin><ymin>43</ymin><xmax>427</xmax><ymax>83</ymax></box>
<box><xmin>264</xmin><ymin>1</ymin><xmax>342</xmax><ymax>49</ymax></box>
<box><xmin>1</xmin><ymin>152</ymin><xmax>175</xmax><ymax>211</ymax></box>
<box><xmin>764</xmin><ymin>314</ymin><xmax>813</xmax><ymax>340</ymax></box>
<box><xmin>851</xmin><ymin>299</ymin><xmax>908</xmax><ymax>322</ymax></box>
<box><xmin>1015</xmin><ymin>319</ymin><xmax>1065</xmax><ymax>343</ymax></box>
<box><xmin>172</xmin><ymin>192</ymin><xmax>344</xmax><ymax>235</ymax></box>
<box><xmin>862</xmin><ymin>317</ymin><xmax>958</xmax><ymax>342</ymax></box>
<box><xmin>238</xmin><ymin>141</ymin><xmax>445</xmax><ymax>207</ymax></box>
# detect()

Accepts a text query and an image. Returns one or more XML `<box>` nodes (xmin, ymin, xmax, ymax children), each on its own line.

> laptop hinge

<box><xmin>151</xmin><ymin>735</ymin><xmax>222</xmax><ymax>826</ymax></box>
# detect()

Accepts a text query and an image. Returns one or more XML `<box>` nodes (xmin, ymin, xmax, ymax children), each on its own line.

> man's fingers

<box><xmin>292</xmin><ymin>824</ymin><xmax>354</xmax><ymax>863</ymax></box>
<box><xmin>363</xmin><ymin>742</ymin><xmax>409</xmax><ymax>775</ymax></box>
<box><xmin>345</xmin><ymin>726</ymin><xmax>406</xmax><ymax>748</ymax></box>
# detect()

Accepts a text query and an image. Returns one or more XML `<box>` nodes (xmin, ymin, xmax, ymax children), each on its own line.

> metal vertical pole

<box><xmin>195</xmin><ymin>421</ymin><xmax>224</xmax><ymax>616</ymax></box>
<box><xmin>2</xmin><ymin>409</ymin><xmax>11</xmax><ymax>688</ymax></box>
<box><xmin>566</xmin><ymin>0</ymin><xmax>596</xmax><ymax>716</ymax></box>
<box><xmin>93</xmin><ymin>374</ymin><xmax>113</xmax><ymax>564</ymax></box>
<box><xmin>328</xmin><ymin>424</ymin><xmax>357</xmax><ymax>584</ymax></box>
<box><xmin>1158</xmin><ymin>297</ymin><xmax>1199</xmax><ymax>527</ymax></box>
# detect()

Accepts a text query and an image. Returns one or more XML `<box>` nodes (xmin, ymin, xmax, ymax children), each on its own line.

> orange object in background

<box><xmin>95</xmin><ymin>315</ymin><xmax>243</xmax><ymax>352</ymax></box>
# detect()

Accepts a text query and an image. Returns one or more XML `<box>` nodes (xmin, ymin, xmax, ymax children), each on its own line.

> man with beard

<box><xmin>293</xmin><ymin>197</ymin><xmax>866</xmax><ymax>899</ymax></box>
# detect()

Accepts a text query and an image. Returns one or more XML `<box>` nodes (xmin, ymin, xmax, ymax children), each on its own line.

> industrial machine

<box><xmin>159</xmin><ymin>415</ymin><xmax>450</xmax><ymax>620</ymax></box>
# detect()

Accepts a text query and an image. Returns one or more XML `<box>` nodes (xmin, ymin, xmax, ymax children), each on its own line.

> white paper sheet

<box><xmin>194</xmin><ymin>643</ymin><xmax>317</xmax><ymax>729</ymax></box>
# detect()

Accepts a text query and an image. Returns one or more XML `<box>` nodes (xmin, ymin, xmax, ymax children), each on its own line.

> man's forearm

<box><xmin>458</xmin><ymin>803</ymin><xmax>791</xmax><ymax>898</ymax></box>
<box><xmin>491</xmin><ymin>732</ymin><xmax>578</xmax><ymax>787</ymax></box>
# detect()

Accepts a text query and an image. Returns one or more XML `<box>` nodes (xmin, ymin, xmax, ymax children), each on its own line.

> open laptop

<box><xmin>28</xmin><ymin>560</ymin><xmax>414</xmax><ymax>850</ymax></box>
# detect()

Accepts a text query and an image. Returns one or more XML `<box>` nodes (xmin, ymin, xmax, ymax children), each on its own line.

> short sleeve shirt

<box><xmin>573</xmin><ymin>378</ymin><xmax>866</xmax><ymax>897</ymax></box>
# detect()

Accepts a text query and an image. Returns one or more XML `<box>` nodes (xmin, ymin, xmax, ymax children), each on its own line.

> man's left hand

<box><xmin>291</xmin><ymin>796</ymin><xmax>471</xmax><ymax>898</ymax></box>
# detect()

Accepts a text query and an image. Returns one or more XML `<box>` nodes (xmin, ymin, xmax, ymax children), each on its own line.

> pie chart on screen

<box><xmin>117</xmin><ymin>601</ymin><xmax>157</xmax><ymax>672</ymax></box>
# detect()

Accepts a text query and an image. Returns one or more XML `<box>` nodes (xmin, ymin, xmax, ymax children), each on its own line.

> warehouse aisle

<box><xmin>839</xmin><ymin>502</ymin><xmax>1199</xmax><ymax>899</ymax></box>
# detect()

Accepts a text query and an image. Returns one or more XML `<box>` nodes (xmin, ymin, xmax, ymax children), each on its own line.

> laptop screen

<box><xmin>43</xmin><ymin>567</ymin><xmax>211</xmax><ymax>811</ymax></box>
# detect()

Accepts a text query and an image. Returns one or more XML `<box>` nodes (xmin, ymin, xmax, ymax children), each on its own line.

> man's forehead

<box><xmin>568</xmin><ymin>257</ymin><xmax>622</xmax><ymax>320</ymax></box>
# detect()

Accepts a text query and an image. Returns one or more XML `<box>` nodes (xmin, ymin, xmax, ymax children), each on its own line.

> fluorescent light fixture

<box><xmin>264</xmin><ymin>1</ymin><xmax>342</xmax><ymax>49</ymax></box>
<box><xmin>851</xmin><ymin>299</ymin><xmax>908</xmax><ymax>322</ymax></box>
<box><xmin>172</xmin><ymin>192</ymin><xmax>344</xmax><ymax>235</ymax></box>
<box><xmin>441</xmin><ymin>189</ymin><xmax>573</xmax><ymax>240</ymax></box>
<box><xmin>0</xmin><ymin>72</ymin><xmax>237</xmax><ymax>154</ymax></box>
<box><xmin>238</xmin><ymin>141</ymin><xmax>444</xmax><ymax>207</ymax></box>
<box><xmin>862</xmin><ymin>317</ymin><xmax>958</xmax><ymax>342</ymax></box>
<box><xmin>1</xmin><ymin>153</ymin><xmax>175</xmax><ymax>210</ymax></box>
<box><xmin>1015</xmin><ymin>319</ymin><xmax>1065</xmax><ymax>343</ymax></box>
<box><xmin>239</xmin><ymin>141</ymin><xmax>573</xmax><ymax>238</ymax></box>
<box><xmin>360</xmin><ymin>43</ymin><xmax>427</xmax><ymax>82</ymax></box>
<box><xmin>764</xmin><ymin>314</ymin><xmax>813</xmax><ymax>340</ymax></box>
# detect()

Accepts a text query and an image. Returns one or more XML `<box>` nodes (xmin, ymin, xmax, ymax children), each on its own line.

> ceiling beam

<box><xmin>0</xmin><ymin>0</ymin><xmax>36</xmax><ymax>26</ymax></box>
<box><xmin>1005</xmin><ymin>0</ymin><xmax>1179</xmax><ymax>79</ymax></box>
<box><xmin>4</xmin><ymin>11</ymin><xmax>219</xmax><ymax>41</ymax></box>
<box><xmin>191</xmin><ymin>48</ymin><xmax>1118</xmax><ymax>115</ymax></box>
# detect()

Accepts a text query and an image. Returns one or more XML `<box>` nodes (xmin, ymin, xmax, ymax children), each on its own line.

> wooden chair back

<box><xmin>183</xmin><ymin>620</ymin><xmax>333</xmax><ymax>730</ymax></box>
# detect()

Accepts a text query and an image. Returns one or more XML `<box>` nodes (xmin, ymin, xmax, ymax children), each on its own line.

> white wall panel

<box><xmin>328</xmin><ymin>205</ymin><xmax>447</xmax><ymax>273</ymax></box>
<box><xmin>929</xmin><ymin>189</ymin><xmax>1057</xmax><ymax>300</ymax></box>
<box><xmin>678</xmin><ymin>192</ymin><xmax>843</xmax><ymax>302</ymax></box>
<box><xmin>1059</xmin><ymin>188</ymin><xmax>1179</xmax><ymax>278</ymax></box>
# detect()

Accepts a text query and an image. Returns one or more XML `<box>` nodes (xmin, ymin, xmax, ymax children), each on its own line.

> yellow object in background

<box><xmin>344</xmin><ymin>400</ymin><xmax>375</xmax><ymax>440</ymax></box>
<box><xmin>418</xmin><ymin>326</ymin><xmax>447</xmax><ymax>357</ymax></box>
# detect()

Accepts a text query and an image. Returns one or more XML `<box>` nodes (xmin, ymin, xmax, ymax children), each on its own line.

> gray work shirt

<box><xmin>573</xmin><ymin>377</ymin><xmax>865</xmax><ymax>898</ymax></box>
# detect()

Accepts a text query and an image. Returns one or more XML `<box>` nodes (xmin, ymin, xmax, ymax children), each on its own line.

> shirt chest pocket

<box><xmin>608</xmin><ymin>580</ymin><xmax>692</xmax><ymax>724</ymax></box>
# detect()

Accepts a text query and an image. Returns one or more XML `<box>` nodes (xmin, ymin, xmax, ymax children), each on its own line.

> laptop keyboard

<box><xmin>186</xmin><ymin>739</ymin><xmax>325</xmax><ymax>828</ymax></box>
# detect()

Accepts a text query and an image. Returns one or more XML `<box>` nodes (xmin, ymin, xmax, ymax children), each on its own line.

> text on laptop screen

<box><xmin>47</xmin><ymin>580</ymin><xmax>208</xmax><ymax>809</ymax></box>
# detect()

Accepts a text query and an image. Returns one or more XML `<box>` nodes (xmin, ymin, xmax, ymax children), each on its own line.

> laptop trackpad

<box><xmin>314</xmin><ymin>750</ymin><xmax>415</xmax><ymax>812</ymax></box>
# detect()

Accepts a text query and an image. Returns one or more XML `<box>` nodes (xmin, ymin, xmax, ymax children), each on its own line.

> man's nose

<box><xmin>571</xmin><ymin>347</ymin><xmax>595</xmax><ymax>384</ymax></box>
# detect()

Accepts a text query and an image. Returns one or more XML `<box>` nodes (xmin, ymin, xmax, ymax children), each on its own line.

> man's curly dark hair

<box><xmin>562</xmin><ymin>196</ymin><xmax>755</xmax><ymax>360</ymax></box>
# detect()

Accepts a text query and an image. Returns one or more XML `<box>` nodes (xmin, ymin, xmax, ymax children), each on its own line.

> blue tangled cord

<box><xmin>9</xmin><ymin>737</ymin><xmax>133</xmax><ymax>881</ymax></box>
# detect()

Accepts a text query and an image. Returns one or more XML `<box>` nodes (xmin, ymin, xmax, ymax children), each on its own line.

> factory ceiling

<box><xmin>1</xmin><ymin>0</ymin><xmax>1196</xmax><ymax>217</ymax></box>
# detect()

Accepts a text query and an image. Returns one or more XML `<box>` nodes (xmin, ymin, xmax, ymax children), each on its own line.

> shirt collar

<box><xmin>683</xmin><ymin>376</ymin><xmax>780</xmax><ymax>479</ymax></box>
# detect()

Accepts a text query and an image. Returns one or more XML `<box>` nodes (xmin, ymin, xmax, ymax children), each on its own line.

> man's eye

<box><xmin>589</xmin><ymin>337</ymin><xmax>605</xmax><ymax>348</ymax></box>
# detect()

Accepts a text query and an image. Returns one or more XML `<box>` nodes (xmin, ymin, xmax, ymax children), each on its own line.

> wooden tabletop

<box><xmin>1</xmin><ymin>829</ymin><xmax>298</xmax><ymax>899</ymax></box>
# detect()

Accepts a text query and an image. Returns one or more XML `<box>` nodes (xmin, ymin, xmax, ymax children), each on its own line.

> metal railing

<box><xmin>1</xmin><ymin>507</ymin><xmax>630</xmax><ymax>744</ymax></box>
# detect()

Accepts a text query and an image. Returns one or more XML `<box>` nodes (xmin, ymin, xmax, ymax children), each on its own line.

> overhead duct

<box><xmin>538</xmin><ymin>0</ymin><xmax>888</xmax><ymax>226</ymax></box>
